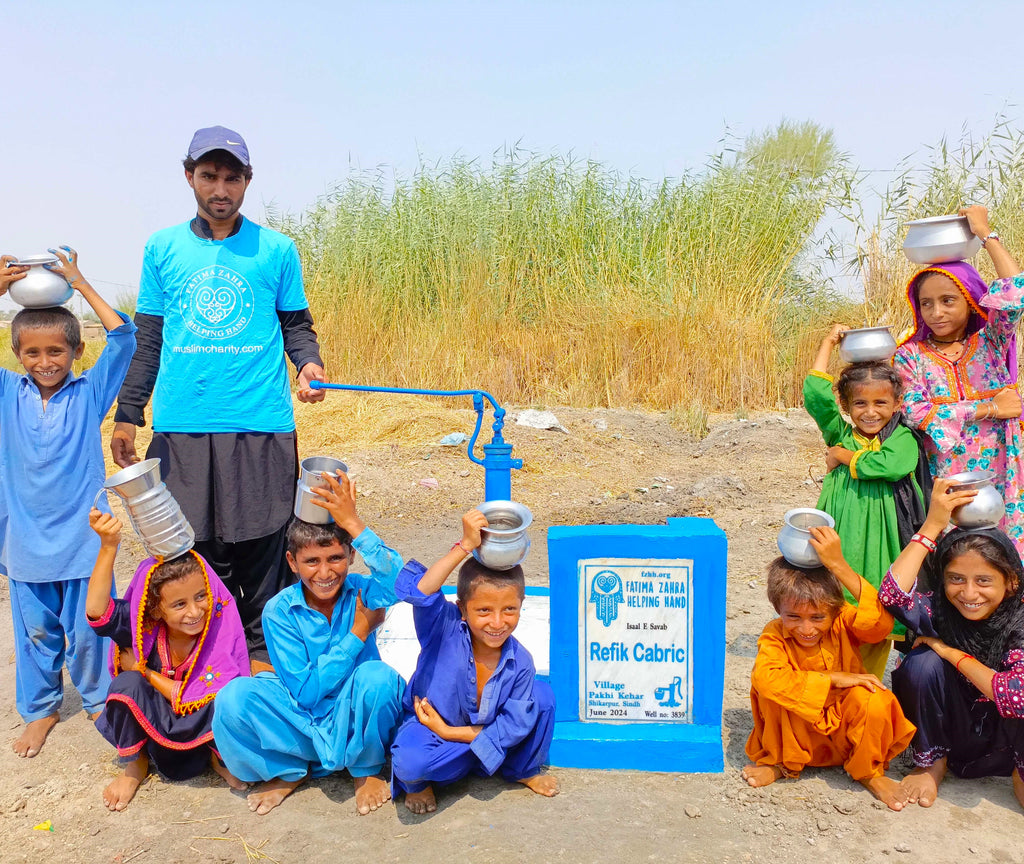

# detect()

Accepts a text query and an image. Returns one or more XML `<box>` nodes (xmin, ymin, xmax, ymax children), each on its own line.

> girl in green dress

<box><xmin>804</xmin><ymin>324</ymin><xmax>931</xmax><ymax>677</ymax></box>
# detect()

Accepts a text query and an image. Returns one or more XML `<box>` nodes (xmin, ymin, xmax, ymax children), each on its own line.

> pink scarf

<box><xmin>109</xmin><ymin>552</ymin><xmax>249</xmax><ymax>715</ymax></box>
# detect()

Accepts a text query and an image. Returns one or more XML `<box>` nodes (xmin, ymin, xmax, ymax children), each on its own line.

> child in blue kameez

<box><xmin>0</xmin><ymin>249</ymin><xmax>136</xmax><ymax>759</ymax></box>
<box><xmin>390</xmin><ymin>508</ymin><xmax>559</xmax><ymax>814</ymax></box>
<box><xmin>212</xmin><ymin>473</ymin><xmax>404</xmax><ymax>816</ymax></box>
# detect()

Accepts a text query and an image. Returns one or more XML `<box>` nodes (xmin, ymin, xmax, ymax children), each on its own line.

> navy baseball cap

<box><xmin>187</xmin><ymin>126</ymin><xmax>250</xmax><ymax>166</ymax></box>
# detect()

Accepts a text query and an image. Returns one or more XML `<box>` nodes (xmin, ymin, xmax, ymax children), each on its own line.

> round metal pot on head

<box><xmin>472</xmin><ymin>500</ymin><xmax>533</xmax><ymax>571</ymax></box>
<box><xmin>8</xmin><ymin>254</ymin><xmax>74</xmax><ymax>308</ymax></box>
<box><xmin>777</xmin><ymin>508</ymin><xmax>835</xmax><ymax>568</ymax></box>
<box><xmin>838</xmin><ymin>326</ymin><xmax>897</xmax><ymax>363</ymax></box>
<box><xmin>299</xmin><ymin>456</ymin><xmax>348</xmax><ymax>488</ymax></box>
<box><xmin>903</xmin><ymin>215</ymin><xmax>982</xmax><ymax>266</ymax></box>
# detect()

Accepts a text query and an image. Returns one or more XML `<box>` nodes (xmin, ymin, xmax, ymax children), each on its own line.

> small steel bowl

<box><xmin>839</xmin><ymin>326</ymin><xmax>897</xmax><ymax>363</ymax></box>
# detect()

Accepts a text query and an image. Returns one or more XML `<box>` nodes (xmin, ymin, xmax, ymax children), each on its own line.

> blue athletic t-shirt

<box><xmin>137</xmin><ymin>217</ymin><xmax>308</xmax><ymax>433</ymax></box>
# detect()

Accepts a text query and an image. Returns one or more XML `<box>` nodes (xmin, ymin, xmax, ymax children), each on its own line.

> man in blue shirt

<box><xmin>110</xmin><ymin>126</ymin><xmax>327</xmax><ymax>667</ymax></box>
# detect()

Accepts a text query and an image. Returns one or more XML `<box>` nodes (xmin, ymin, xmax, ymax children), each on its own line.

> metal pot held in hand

<box><xmin>8</xmin><ymin>254</ymin><xmax>74</xmax><ymax>308</ymax></box>
<box><xmin>472</xmin><ymin>500</ymin><xmax>533</xmax><ymax>571</ymax></box>
<box><xmin>948</xmin><ymin>470</ymin><xmax>1004</xmax><ymax>529</ymax></box>
<box><xmin>95</xmin><ymin>458</ymin><xmax>195</xmax><ymax>560</ymax></box>
<box><xmin>777</xmin><ymin>508</ymin><xmax>835</xmax><ymax>568</ymax></box>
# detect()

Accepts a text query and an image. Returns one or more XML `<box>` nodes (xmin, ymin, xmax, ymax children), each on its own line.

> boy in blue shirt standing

<box><xmin>212</xmin><ymin>472</ymin><xmax>405</xmax><ymax>816</ymax></box>
<box><xmin>390</xmin><ymin>508</ymin><xmax>559</xmax><ymax>814</ymax></box>
<box><xmin>0</xmin><ymin>248</ymin><xmax>137</xmax><ymax>757</ymax></box>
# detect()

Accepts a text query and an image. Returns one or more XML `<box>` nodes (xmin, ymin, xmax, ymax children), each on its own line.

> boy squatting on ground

<box><xmin>390</xmin><ymin>508</ymin><xmax>559</xmax><ymax>813</ymax></box>
<box><xmin>212</xmin><ymin>472</ymin><xmax>405</xmax><ymax>815</ymax></box>
<box><xmin>0</xmin><ymin>249</ymin><xmax>136</xmax><ymax>758</ymax></box>
<box><xmin>743</xmin><ymin>526</ymin><xmax>916</xmax><ymax>811</ymax></box>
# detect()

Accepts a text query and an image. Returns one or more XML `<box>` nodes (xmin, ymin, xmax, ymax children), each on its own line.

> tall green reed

<box><xmin>272</xmin><ymin>123</ymin><xmax>857</xmax><ymax>412</ymax></box>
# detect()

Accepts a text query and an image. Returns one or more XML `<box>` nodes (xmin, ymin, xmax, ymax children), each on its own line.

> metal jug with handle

<box><xmin>94</xmin><ymin>458</ymin><xmax>195</xmax><ymax>560</ymax></box>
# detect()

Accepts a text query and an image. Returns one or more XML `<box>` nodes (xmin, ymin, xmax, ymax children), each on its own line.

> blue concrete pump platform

<box><xmin>547</xmin><ymin>518</ymin><xmax>727</xmax><ymax>773</ymax></box>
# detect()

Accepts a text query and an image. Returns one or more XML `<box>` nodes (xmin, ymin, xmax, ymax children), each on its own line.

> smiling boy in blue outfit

<box><xmin>390</xmin><ymin>508</ymin><xmax>559</xmax><ymax>814</ymax></box>
<box><xmin>0</xmin><ymin>249</ymin><xmax>137</xmax><ymax>758</ymax></box>
<box><xmin>212</xmin><ymin>472</ymin><xmax>405</xmax><ymax>817</ymax></box>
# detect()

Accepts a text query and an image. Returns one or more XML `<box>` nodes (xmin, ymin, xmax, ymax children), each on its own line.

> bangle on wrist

<box><xmin>981</xmin><ymin>232</ymin><xmax>1000</xmax><ymax>248</ymax></box>
<box><xmin>911</xmin><ymin>533</ymin><xmax>937</xmax><ymax>553</ymax></box>
<box><xmin>955</xmin><ymin>653</ymin><xmax>974</xmax><ymax>673</ymax></box>
<box><xmin>451</xmin><ymin>540</ymin><xmax>471</xmax><ymax>556</ymax></box>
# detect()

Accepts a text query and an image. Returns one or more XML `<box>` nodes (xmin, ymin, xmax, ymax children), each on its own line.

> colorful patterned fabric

<box><xmin>892</xmin><ymin>272</ymin><xmax>1024</xmax><ymax>554</ymax></box>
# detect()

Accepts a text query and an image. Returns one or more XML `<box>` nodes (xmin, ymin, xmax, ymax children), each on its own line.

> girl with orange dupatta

<box><xmin>892</xmin><ymin>205</ymin><xmax>1024</xmax><ymax>555</ymax></box>
<box><xmin>85</xmin><ymin>509</ymin><xmax>250</xmax><ymax>811</ymax></box>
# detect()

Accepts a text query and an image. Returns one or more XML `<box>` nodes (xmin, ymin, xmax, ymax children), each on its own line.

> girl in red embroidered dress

<box><xmin>85</xmin><ymin>510</ymin><xmax>250</xmax><ymax>810</ymax></box>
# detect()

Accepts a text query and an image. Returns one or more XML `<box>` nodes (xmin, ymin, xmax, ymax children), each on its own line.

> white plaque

<box><xmin>579</xmin><ymin>558</ymin><xmax>693</xmax><ymax>722</ymax></box>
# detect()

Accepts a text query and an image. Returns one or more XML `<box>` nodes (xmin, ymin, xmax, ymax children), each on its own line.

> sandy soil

<box><xmin>0</xmin><ymin>404</ymin><xmax>1020</xmax><ymax>864</ymax></box>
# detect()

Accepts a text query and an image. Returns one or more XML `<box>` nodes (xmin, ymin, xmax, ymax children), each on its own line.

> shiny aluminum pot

<box><xmin>838</xmin><ymin>326</ymin><xmax>897</xmax><ymax>363</ymax></box>
<box><xmin>299</xmin><ymin>456</ymin><xmax>348</xmax><ymax>488</ymax></box>
<box><xmin>777</xmin><ymin>508</ymin><xmax>835</xmax><ymax>568</ymax></box>
<box><xmin>294</xmin><ymin>480</ymin><xmax>333</xmax><ymax>524</ymax></box>
<box><xmin>948</xmin><ymin>469</ymin><xmax>1004</xmax><ymax>529</ymax></box>
<box><xmin>472</xmin><ymin>500</ymin><xmax>533</xmax><ymax>571</ymax></box>
<box><xmin>8</xmin><ymin>254</ymin><xmax>74</xmax><ymax>308</ymax></box>
<box><xmin>903</xmin><ymin>215</ymin><xmax>982</xmax><ymax>266</ymax></box>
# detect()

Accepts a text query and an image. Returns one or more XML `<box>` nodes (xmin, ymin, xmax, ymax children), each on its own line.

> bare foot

<box><xmin>250</xmin><ymin>659</ymin><xmax>274</xmax><ymax>675</ymax></box>
<box><xmin>86</xmin><ymin>710</ymin><xmax>102</xmax><ymax>721</ymax></box>
<box><xmin>103</xmin><ymin>754</ymin><xmax>148</xmax><ymax>811</ymax></box>
<box><xmin>12</xmin><ymin>713</ymin><xmax>58</xmax><ymax>758</ymax></box>
<box><xmin>518</xmin><ymin>773</ymin><xmax>560</xmax><ymax>797</ymax></box>
<box><xmin>211</xmin><ymin>753</ymin><xmax>250</xmax><ymax>791</ymax></box>
<box><xmin>354</xmin><ymin>775</ymin><xmax>391</xmax><ymax>815</ymax></box>
<box><xmin>404</xmin><ymin>786</ymin><xmax>437</xmax><ymax>814</ymax></box>
<box><xmin>1013</xmin><ymin>768</ymin><xmax>1024</xmax><ymax>811</ymax></box>
<box><xmin>860</xmin><ymin>774</ymin><xmax>909</xmax><ymax>812</ymax></box>
<box><xmin>901</xmin><ymin>759</ymin><xmax>947</xmax><ymax>807</ymax></box>
<box><xmin>247</xmin><ymin>777</ymin><xmax>305</xmax><ymax>815</ymax></box>
<box><xmin>741</xmin><ymin>763</ymin><xmax>784</xmax><ymax>787</ymax></box>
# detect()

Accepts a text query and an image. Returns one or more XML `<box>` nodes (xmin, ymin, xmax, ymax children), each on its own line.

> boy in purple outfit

<box><xmin>390</xmin><ymin>508</ymin><xmax>559</xmax><ymax>814</ymax></box>
<box><xmin>0</xmin><ymin>249</ymin><xmax>136</xmax><ymax>758</ymax></box>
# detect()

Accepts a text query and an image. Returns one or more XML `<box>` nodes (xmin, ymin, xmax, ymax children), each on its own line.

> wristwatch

<box><xmin>981</xmin><ymin>232</ymin><xmax>1000</xmax><ymax>247</ymax></box>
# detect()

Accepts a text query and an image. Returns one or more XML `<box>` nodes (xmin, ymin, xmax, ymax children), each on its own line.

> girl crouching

<box><xmin>85</xmin><ymin>510</ymin><xmax>250</xmax><ymax>810</ymax></box>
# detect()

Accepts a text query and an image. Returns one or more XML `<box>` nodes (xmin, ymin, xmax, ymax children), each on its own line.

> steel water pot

<box><xmin>95</xmin><ymin>458</ymin><xmax>195</xmax><ymax>559</ymax></box>
<box><xmin>472</xmin><ymin>500</ymin><xmax>533</xmax><ymax>571</ymax></box>
<box><xmin>903</xmin><ymin>215</ymin><xmax>982</xmax><ymax>266</ymax></box>
<box><xmin>777</xmin><ymin>508</ymin><xmax>835</xmax><ymax>568</ymax></box>
<box><xmin>9</xmin><ymin>254</ymin><xmax>74</xmax><ymax>308</ymax></box>
<box><xmin>299</xmin><ymin>456</ymin><xmax>348</xmax><ymax>488</ymax></box>
<box><xmin>294</xmin><ymin>480</ymin><xmax>333</xmax><ymax>524</ymax></box>
<box><xmin>948</xmin><ymin>469</ymin><xmax>1004</xmax><ymax>529</ymax></box>
<box><xmin>838</xmin><ymin>326</ymin><xmax>897</xmax><ymax>363</ymax></box>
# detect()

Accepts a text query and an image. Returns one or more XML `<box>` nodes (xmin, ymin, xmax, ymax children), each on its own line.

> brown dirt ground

<box><xmin>0</xmin><ymin>399</ymin><xmax>1020</xmax><ymax>863</ymax></box>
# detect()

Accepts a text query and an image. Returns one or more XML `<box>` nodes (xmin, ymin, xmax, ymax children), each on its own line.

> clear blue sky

<box><xmin>5</xmin><ymin>0</ymin><xmax>1024</xmax><ymax>304</ymax></box>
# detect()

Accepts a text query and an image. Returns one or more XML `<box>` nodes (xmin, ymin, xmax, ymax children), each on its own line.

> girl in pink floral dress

<box><xmin>893</xmin><ymin>206</ymin><xmax>1024</xmax><ymax>555</ymax></box>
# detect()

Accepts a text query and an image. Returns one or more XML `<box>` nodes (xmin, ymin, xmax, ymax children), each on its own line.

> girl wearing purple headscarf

<box><xmin>85</xmin><ymin>509</ymin><xmax>250</xmax><ymax>811</ymax></box>
<box><xmin>893</xmin><ymin>205</ymin><xmax>1024</xmax><ymax>554</ymax></box>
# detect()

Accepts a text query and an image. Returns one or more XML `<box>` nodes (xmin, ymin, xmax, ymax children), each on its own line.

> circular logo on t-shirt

<box><xmin>179</xmin><ymin>266</ymin><xmax>255</xmax><ymax>340</ymax></box>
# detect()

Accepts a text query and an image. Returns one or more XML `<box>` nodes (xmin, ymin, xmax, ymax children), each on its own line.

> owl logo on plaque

<box><xmin>589</xmin><ymin>569</ymin><xmax>624</xmax><ymax>626</ymax></box>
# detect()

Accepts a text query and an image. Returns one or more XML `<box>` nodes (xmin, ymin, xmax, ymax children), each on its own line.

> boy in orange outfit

<box><xmin>743</xmin><ymin>525</ymin><xmax>915</xmax><ymax>811</ymax></box>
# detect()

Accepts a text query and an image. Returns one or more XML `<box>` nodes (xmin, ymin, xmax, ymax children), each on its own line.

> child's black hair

<box><xmin>285</xmin><ymin>517</ymin><xmax>353</xmax><ymax>556</ymax></box>
<box><xmin>145</xmin><ymin>551</ymin><xmax>204</xmax><ymax>616</ymax></box>
<box><xmin>11</xmin><ymin>306</ymin><xmax>82</xmax><ymax>353</ymax></box>
<box><xmin>835</xmin><ymin>361</ymin><xmax>902</xmax><ymax>412</ymax></box>
<box><xmin>765</xmin><ymin>556</ymin><xmax>844</xmax><ymax>617</ymax></box>
<box><xmin>456</xmin><ymin>557</ymin><xmax>526</xmax><ymax>607</ymax></box>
